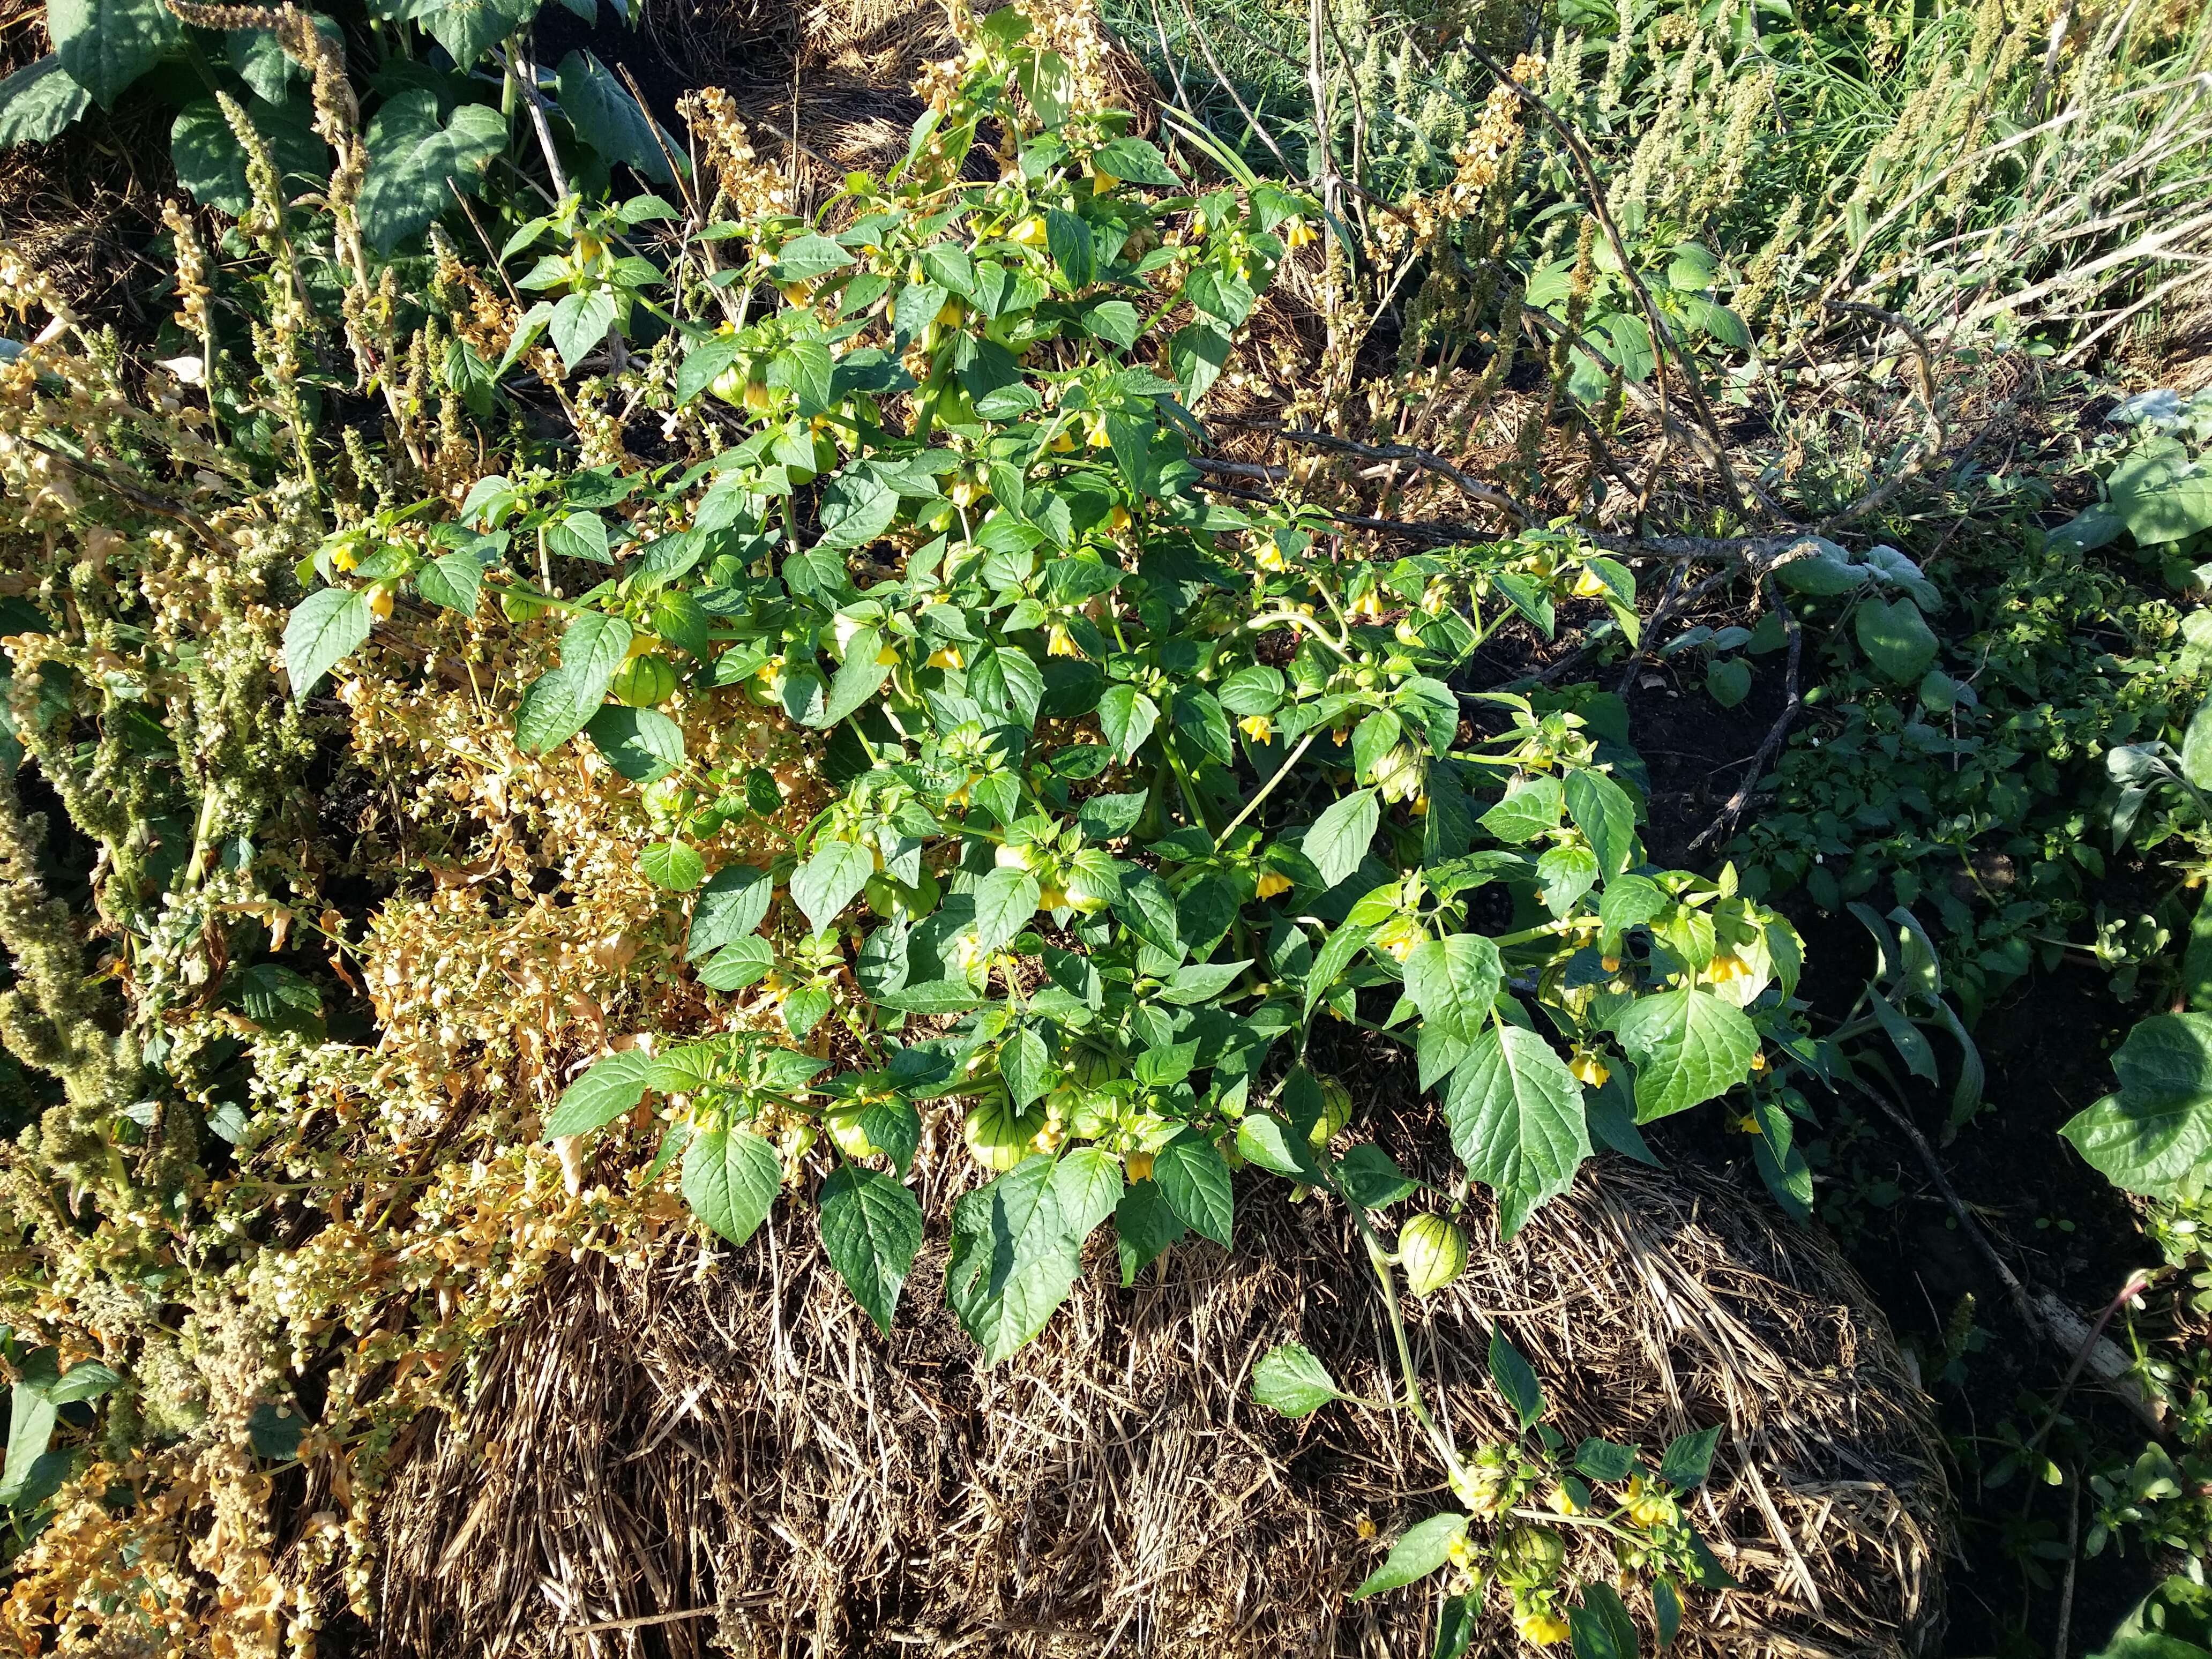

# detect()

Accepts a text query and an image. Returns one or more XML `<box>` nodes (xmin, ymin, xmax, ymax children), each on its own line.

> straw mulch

<box><xmin>376</xmin><ymin>1099</ymin><xmax>1949</xmax><ymax>1659</ymax></box>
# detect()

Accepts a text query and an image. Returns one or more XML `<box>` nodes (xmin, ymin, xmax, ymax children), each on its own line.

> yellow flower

<box><xmin>935</xmin><ymin>298</ymin><xmax>965</xmax><ymax>327</ymax></box>
<box><xmin>1568</xmin><ymin>1052</ymin><xmax>1610</xmax><ymax>1090</ymax></box>
<box><xmin>1092</xmin><ymin>166</ymin><xmax>1119</xmax><ymax>195</ymax></box>
<box><xmin>1283</xmin><ymin>218</ymin><xmax>1317</xmax><ymax>250</ymax></box>
<box><xmin>1624</xmin><ymin>1475</ymin><xmax>1676</xmax><ymax>1528</ymax></box>
<box><xmin>1748</xmin><ymin>1048</ymin><xmax>1769</xmax><ymax>1073</ymax></box>
<box><xmin>1254</xmin><ymin>543</ymin><xmax>1286</xmax><ymax>573</ymax></box>
<box><xmin>1548</xmin><ymin>1483</ymin><xmax>1582</xmax><ymax>1516</ymax></box>
<box><xmin>1047</xmin><ymin>623</ymin><xmax>1080</xmax><ymax>657</ymax></box>
<box><xmin>1087</xmin><ymin>416</ymin><xmax>1112</xmax><ymax>449</ymax></box>
<box><xmin>1731</xmin><ymin>1112</ymin><xmax>1761</xmax><ymax>1134</ymax></box>
<box><xmin>1516</xmin><ymin>1611</ymin><xmax>1571</xmax><ymax>1648</ymax></box>
<box><xmin>625</xmin><ymin>631</ymin><xmax>661</xmax><ymax>659</ymax></box>
<box><xmin>1355</xmin><ymin>1514</ymin><xmax>1377</xmax><ymax>1541</ymax></box>
<box><xmin>1375</xmin><ymin>919</ymin><xmax>1421</xmax><ymax>962</ymax></box>
<box><xmin>1012</xmin><ymin>216</ymin><xmax>1049</xmax><ymax>247</ymax></box>
<box><xmin>1350</xmin><ymin>589</ymin><xmax>1386</xmax><ymax>618</ymax></box>
<box><xmin>1446</xmin><ymin>1534</ymin><xmax>1475</xmax><ymax>1567</ymax></box>
<box><xmin>779</xmin><ymin>281</ymin><xmax>812</xmax><ymax>307</ymax></box>
<box><xmin>927</xmin><ymin>646</ymin><xmax>963</xmax><ymax>670</ymax></box>
<box><xmin>1125</xmin><ymin>1150</ymin><xmax>1154</xmax><ymax>1182</ymax></box>
<box><xmin>367</xmin><ymin>585</ymin><xmax>394</xmax><ymax>621</ymax></box>
<box><xmin>950</xmin><ymin>478</ymin><xmax>984</xmax><ymax>509</ymax></box>
<box><xmin>1708</xmin><ymin>950</ymin><xmax>1751</xmax><ymax>983</ymax></box>
<box><xmin>1039</xmin><ymin>882</ymin><xmax>1067</xmax><ymax>910</ymax></box>
<box><xmin>329</xmin><ymin>545</ymin><xmax>358</xmax><ymax>572</ymax></box>
<box><xmin>1049</xmin><ymin>428</ymin><xmax>1078</xmax><ymax>453</ymax></box>
<box><xmin>1239</xmin><ymin>713</ymin><xmax>1274</xmax><ymax>745</ymax></box>
<box><xmin>1410</xmin><ymin>794</ymin><xmax>1429</xmax><ymax>816</ymax></box>
<box><xmin>1600</xmin><ymin>955</ymin><xmax>1621</xmax><ymax>973</ymax></box>
<box><xmin>1571</xmin><ymin>567</ymin><xmax>1612</xmax><ymax>599</ymax></box>
<box><xmin>1256</xmin><ymin>870</ymin><xmax>1292</xmax><ymax>900</ymax></box>
<box><xmin>875</xmin><ymin>643</ymin><xmax>900</xmax><ymax>666</ymax></box>
<box><xmin>1108</xmin><ymin>504</ymin><xmax>1132</xmax><ymax>532</ymax></box>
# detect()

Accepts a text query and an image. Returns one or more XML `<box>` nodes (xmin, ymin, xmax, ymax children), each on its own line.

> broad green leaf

<box><xmin>1336</xmin><ymin>1142</ymin><xmax>1417</xmax><ymax>1208</ymax></box>
<box><xmin>2060</xmin><ymin>1012</ymin><xmax>2212</xmax><ymax>1198</ymax></box>
<box><xmin>47</xmin><ymin>1362</ymin><xmax>119</xmax><ymax>1406</ymax></box>
<box><xmin>171</xmin><ymin>95</ymin><xmax>325</xmax><ymax>215</ymax></box>
<box><xmin>283</xmin><ymin>586</ymin><xmax>371</xmax><ymax>699</ymax></box>
<box><xmin>2110</xmin><ymin>443</ymin><xmax>2212</xmax><ymax>545</ymax></box>
<box><xmin>1152</xmin><ymin>1130</ymin><xmax>1232</xmax><ymax>1246</ymax></box>
<box><xmin>676</xmin><ymin>333</ymin><xmax>744</xmax><ymax>406</ymax></box>
<box><xmin>1488</xmin><ymin>1325</ymin><xmax>1544</xmax><ymax>1428</ymax></box>
<box><xmin>415</xmin><ymin>550</ymin><xmax>484</xmax><ymax>615</ymax></box>
<box><xmin>1114</xmin><ymin>1178</ymin><xmax>1185</xmax><ymax>1284</ymax></box>
<box><xmin>1706</xmin><ymin>656</ymin><xmax>1752</xmax><ymax>708</ymax></box>
<box><xmin>793</xmin><ymin>840</ymin><xmax>875</xmax><ymax>935</ymax></box>
<box><xmin>1097</xmin><ymin>683</ymin><xmax>1158</xmax><ymax>761</ymax></box>
<box><xmin>972</xmin><ymin>865</ymin><xmax>1041</xmax><ymax>953</ymax></box>
<box><xmin>359</xmin><ymin>92</ymin><xmax>507</xmax><ymax>255</ymax></box>
<box><xmin>1402</xmin><ymin>933</ymin><xmax>1503</xmax><ymax>1040</ymax></box>
<box><xmin>945</xmin><ymin>1154</ymin><xmax>1086</xmax><ymax>1365</ymax></box>
<box><xmin>1612</xmin><ymin>988</ymin><xmax>1760</xmax><ymax>1121</ymax></box>
<box><xmin>690</xmin><ymin>864</ymin><xmax>773</xmax><ymax>960</ymax></box>
<box><xmin>1350</xmin><ymin>1511</ymin><xmax>1468</xmax><ymax>1600</ymax></box>
<box><xmin>0</xmin><ymin>56</ymin><xmax>89</xmax><ymax>148</ymax></box>
<box><xmin>1443</xmin><ymin>1024</ymin><xmax>1590</xmax><ymax>1238</ymax></box>
<box><xmin>550</xmin><ymin>288</ymin><xmax>619</xmax><ymax>371</ymax></box>
<box><xmin>819</xmin><ymin>1166</ymin><xmax>923</xmax><ymax>1334</ymax></box>
<box><xmin>1537</xmin><ymin>845</ymin><xmax>1600</xmax><ymax>917</ymax></box>
<box><xmin>555</xmin><ymin>49</ymin><xmax>677</xmax><ymax>183</ymax></box>
<box><xmin>1569</xmin><ymin>1582</ymin><xmax>1640</xmax><ymax>1659</ymax></box>
<box><xmin>406</xmin><ymin>0</ymin><xmax>537</xmax><ymax>69</ymax></box>
<box><xmin>772</xmin><ymin>234</ymin><xmax>854</xmax><ymax>281</ymax></box>
<box><xmin>640</xmin><ymin>839</ymin><xmax>705</xmax><ymax>892</ymax></box>
<box><xmin>1250</xmin><ymin>1342</ymin><xmax>1344</xmax><ymax>1417</ymax></box>
<box><xmin>1234</xmin><ymin>1112</ymin><xmax>1324</xmax><ymax>1182</ymax></box>
<box><xmin>1564</xmin><ymin>768</ymin><xmax>1638</xmax><ymax>878</ymax></box>
<box><xmin>1303</xmin><ymin>921</ymin><xmax>1373</xmax><ymax>1021</ymax></box>
<box><xmin>1855</xmin><ymin>595</ymin><xmax>1937</xmax><ymax>684</ymax></box>
<box><xmin>228</xmin><ymin>962</ymin><xmax>324</xmax><ymax>1040</ymax></box>
<box><xmin>514</xmin><ymin>613</ymin><xmax>632</xmax><ymax>753</ymax></box>
<box><xmin>0</xmin><ymin>1381</ymin><xmax>57</xmax><ymax>1506</ymax></box>
<box><xmin>1574</xmin><ymin>1438</ymin><xmax>1638</xmax><ymax>1482</ymax></box>
<box><xmin>1658</xmin><ymin>1424</ymin><xmax>1723</xmax><ymax>1489</ymax></box>
<box><xmin>48</xmin><ymin>0</ymin><xmax>180</xmax><ymax>108</ymax></box>
<box><xmin>544</xmin><ymin>1048</ymin><xmax>655</xmax><ymax>1138</ymax></box>
<box><xmin>810</xmin><ymin>627</ymin><xmax>892</xmax><ymax>727</ymax></box>
<box><xmin>681</xmin><ymin>1124</ymin><xmax>783</xmax><ymax>1245</ymax></box>
<box><xmin>2182</xmin><ymin>692</ymin><xmax>2212</xmax><ymax>792</ymax></box>
<box><xmin>586</xmin><ymin>705</ymin><xmax>684</xmax><ymax>781</ymax></box>
<box><xmin>1303</xmin><ymin>787</ymin><xmax>1379</xmax><ymax>889</ymax></box>
<box><xmin>1481</xmin><ymin>774</ymin><xmax>1562</xmax><ymax>843</ymax></box>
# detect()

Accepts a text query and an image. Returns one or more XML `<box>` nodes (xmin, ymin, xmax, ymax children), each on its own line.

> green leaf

<box><xmin>404</xmin><ymin>0</ymin><xmax>536</xmax><ymax>69</ymax></box>
<box><xmin>1443</xmin><ymin>1023</ymin><xmax>1590</xmax><ymax>1238</ymax></box>
<box><xmin>283</xmin><ymin>586</ymin><xmax>372</xmax><ymax>700</ymax></box>
<box><xmin>681</xmin><ymin>1124</ymin><xmax>783</xmax><ymax>1245</ymax></box>
<box><xmin>1481</xmin><ymin>775</ymin><xmax>1562</xmax><ymax>843</ymax></box>
<box><xmin>772</xmin><ymin>234</ymin><xmax>853</xmax><ymax>281</ymax></box>
<box><xmin>1537</xmin><ymin>845</ymin><xmax>1600</xmax><ymax>917</ymax></box>
<box><xmin>2060</xmin><ymin>1012</ymin><xmax>2212</xmax><ymax>1198</ymax></box>
<box><xmin>1350</xmin><ymin>1511</ymin><xmax>1468</xmax><ymax>1600</ymax></box>
<box><xmin>545</xmin><ymin>1049</ymin><xmax>655</xmax><ymax>1138</ymax></box>
<box><xmin>972</xmin><ymin>865</ymin><xmax>1041</xmax><ymax>953</ymax></box>
<box><xmin>690</xmin><ymin>864</ymin><xmax>773</xmax><ymax>960</ymax></box>
<box><xmin>819</xmin><ymin>1166</ymin><xmax>923</xmax><ymax>1334</ymax></box>
<box><xmin>793</xmin><ymin>840</ymin><xmax>875</xmax><ymax>936</ymax></box>
<box><xmin>1570</xmin><ymin>1582</ymin><xmax>1641</xmax><ymax>1659</ymax></box>
<box><xmin>1234</xmin><ymin>1112</ymin><xmax>1324</xmax><ymax>1182</ymax></box>
<box><xmin>1094</xmin><ymin>134</ymin><xmax>1180</xmax><ymax>185</ymax></box>
<box><xmin>1654</xmin><ymin>1579</ymin><xmax>1683</xmax><ymax>1650</ymax></box>
<box><xmin>1302</xmin><ymin>787</ymin><xmax>1379</xmax><ymax>889</ymax></box>
<box><xmin>0</xmin><ymin>1380</ymin><xmax>57</xmax><ymax>1506</ymax></box>
<box><xmin>1152</xmin><ymin>1130</ymin><xmax>1232</xmax><ymax>1246</ymax></box>
<box><xmin>47</xmin><ymin>0</ymin><xmax>180</xmax><ymax>108</ymax></box>
<box><xmin>1303</xmin><ymin>921</ymin><xmax>1373</xmax><ymax>1022</ymax></box>
<box><xmin>1336</xmin><ymin>1142</ymin><xmax>1417</xmax><ymax>1208</ymax></box>
<box><xmin>1114</xmin><ymin>1177</ymin><xmax>1185</xmax><ymax>1284</ymax></box>
<box><xmin>415</xmin><ymin>550</ymin><xmax>484</xmax><ymax>615</ymax></box>
<box><xmin>0</xmin><ymin>56</ymin><xmax>89</xmax><ymax>148</ymax></box>
<box><xmin>47</xmin><ymin>1361</ymin><xmax>119</xmax><ymax>1406</ymax></box>
<box><xmin>2181</xmin><ymin>692</ymin><xmax>2212</xmax><ymax>793</ymax></box>
<box><xmin>1612</xmin><ymin>988</ymin><xmax>1760</xmax><ymax>1121</ymax></box>
<box><xmin>640</xmin><ymin>839</ymin><xmax>705</xmax><ymax>892</ymax></box>
<box><xmin>696</xmin><ymin>936</ymin><xmax>773</xmax><ymax>992</ymax></box>
<box><xmin>1249</xmin><ymin>1341</ymin><xmax>1344</xmax><ymax>1417</ymax></box>
<box><xmin>1045</xmin><ymin>207</ymin><xmax>1094</xmax><ymax>286</ymax></box>
<box><xmin>676</xmin><ymin>332</ymin><xmax>744</xmax><ymax>406</ymax></box>
<box><xmin>1403</xmin><ymin>933</ymin><xmax>1503</xmax><ymax>1040</ymax></box>
<box><xmin>555</xmin><ymin>49</ymin><xmax>676</xmax><ymax>183</ymax></box>
<box><xmin>1564</xmin><ymin>768</ymin><xmax>1638</xmax><ymax>878</ymax></box>
<box><xmin>228</xmin><ymin>962</ymin><xmax>324</xmax><ymax>1040</ymax></box>
<box><xmin>1855</xmin><ymin>595</ymin><xmax>1938</xmax><ymax>684</ymax></box>
<box><xmin>1574</xmin><ymin>1438</ymin><xmax>1638</xmax><ymax>1482</ymax></box>
<box><xmin>550</xmin><ymin>288</ymin><xmax>619</xmax><ymax>371</ymax></box>
<box><xmin>1487</xmin><ymin>1325</ymin><xmax>1544</xmax><ymax>1428</ymax></box>
<box><xmin>171</xmin><ymin>95</ymin><xmax>325</xmax><ymax>215</ymax></box>
<box><xmin>809</xmin><ymin>627</ymin><xmax>892</xmax><ymax>727</ymax></box>
<box><xmin>2110</xmin><ymin>443</ymin><xmax>2212</xmax><ymax>545</ymax></box>
<box><xmin>359</xmin><ymin>91</ymin><xmax>507</xmax><ymax>255</ymax></box>
<box><xmin>1706</xmin><ymin>656</ymin><xmax>1752</xmax><ymax>708</ymax></box>
<box><xmin>1097</xmin><ymin>683</ymin><xmax>1159</xmax><ymax>761</ymax></box>
<box><xmin>586</xmin><ymin>705</ymin><xmax>684</xmax><ymax>781</ymax></box>
<box><xmin>945</xmin><ymin>1154</ymin><xmax>1095</xmax><ymax>1364</ymax></box>
<box><xmin>1658</xmin><ymin>1424</ymin><xmax>1722</xmax><ymax>1490</ymax></box>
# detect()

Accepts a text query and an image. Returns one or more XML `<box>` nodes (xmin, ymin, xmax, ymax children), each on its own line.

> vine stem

<box><xmin>1214</xmin><ymin>731</ymin><xmax>1316</xmax><ymax>849</ymax></box>
<box><xmin>1343</xmin><ymin>1199</ymin><xmax>1460</xmax><ymax>1474</ymax></box>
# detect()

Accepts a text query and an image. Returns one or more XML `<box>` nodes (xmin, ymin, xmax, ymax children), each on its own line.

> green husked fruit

<box><xmin>611</xmin><ymin>652</ymin><xmax>677</xmax><ymax>707</ymax></box>
<box><xmin>1310</xmin><ymin>1075</ymin><xmax>1354</xmax><ymax>1148</ymax></box>
<box><xmin>1399</xmin><ymin>1212</ymin><xmax>1468</xmax><ymax>1296</ymax></box>
<box><xmin>500</xmin><ymin>590</ymin><xmax>552</xmax><ymax>623</ymax></box>
<box><xmin>826</xmin><ymin>1103</ymin><xmax>881</xmax><ymax>1161</ymax></box>
<box><xmin>963</xmin><ymin>1093</ymin><xmax>1047</xmax><ymax>1171</ymax></box>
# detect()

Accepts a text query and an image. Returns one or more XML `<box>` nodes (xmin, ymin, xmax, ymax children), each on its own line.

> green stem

<box><xmin>1215</xmin><ymin>730</ymin><xmax>1316</xmax><ymax>849</ymax></box>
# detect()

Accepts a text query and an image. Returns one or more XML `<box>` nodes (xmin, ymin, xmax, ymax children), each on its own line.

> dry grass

<box><xmin>374</xmin><ymin>1086</ymin><xmax>1947</xmax><ymax>1659</ymax></box>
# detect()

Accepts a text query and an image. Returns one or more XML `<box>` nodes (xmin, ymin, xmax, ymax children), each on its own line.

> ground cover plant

<box><xmin>0</xmin><ymin>0</ymin><xmax>2208</xmax><ymax>1649</ymax></box>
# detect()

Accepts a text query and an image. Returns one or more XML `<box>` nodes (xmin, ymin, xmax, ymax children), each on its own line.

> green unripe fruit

<box><xmin>1069</xmin><ymin>1047</ymin><xmax>1118</xmax><ymax>1090</ymax></box>
<box><xmin>963</xmin><ymin>1094</ymin><xmax>1047</xmax><ymax>1172</ymax></box>
<box><xmin>1310</xmin><ymin>1076</ymin><xmax>1353</xmax><ymax>1148</ymax></box>
<box><xmin>501</xmin><ymin>591</ymin><xmax>551</xmax><ymax>623</ymax></box>
<box><xmin>1399</xmin><ymin>1212</ymin><xmax>1469</xmax><ymax>1296</ymax></box>
<box><xmin>826</xmin><ymin>1103</ymin><xmax>881</xmax><ymax>1161</ymax></box>
<box><xmin>611</xmin><ymin>653</ymin><xmax>677</xmax><ymax>707</ymax></box>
